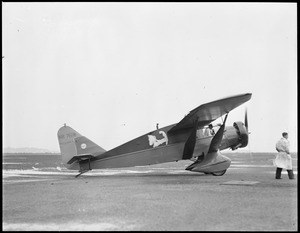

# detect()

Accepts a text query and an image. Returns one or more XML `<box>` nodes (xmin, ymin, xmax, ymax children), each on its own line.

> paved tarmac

<box><xmin>3</xmin><ymin>152</ymin><xmax>298</xmax><ymax>231</ymax></box>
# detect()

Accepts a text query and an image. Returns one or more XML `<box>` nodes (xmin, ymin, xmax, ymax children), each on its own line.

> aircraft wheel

<box><xmin>211</xmin><ymin>170</ymin><xmax>227</xmax><ymax>176</ymax></box>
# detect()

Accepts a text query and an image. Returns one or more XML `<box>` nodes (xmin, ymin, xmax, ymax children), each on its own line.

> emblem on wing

<box><xmin>148</xmin><ymin>131</ymin><xmax>168</xmax><ymax>148</ymax></box>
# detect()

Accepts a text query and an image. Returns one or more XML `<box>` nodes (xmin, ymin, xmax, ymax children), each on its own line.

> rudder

<box><xmin>57</xmin><ymin>124</ymin><xmax>106</xmax><ymax>170</ymax></box>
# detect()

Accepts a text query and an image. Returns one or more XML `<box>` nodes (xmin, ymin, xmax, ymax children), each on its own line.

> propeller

<box><xmin>231</xmin><ymin>108</ymin><xmax>249</xmax><ymax>150</ymax></box>
<box><xmin>245</xmin><ymin>107</ymin><xmax>248</xmax><ymax>131</ymax></box>
<box><xmin>244</xmin><ymin>107</ymin><xmax>253</xmax><ymax>160</ymax></box>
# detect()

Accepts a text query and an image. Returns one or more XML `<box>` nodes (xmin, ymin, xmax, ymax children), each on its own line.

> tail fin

<box><xmin>57</xmin><ymin>125</ymin><xmax>106</xmax><ymax>169</ymax></box>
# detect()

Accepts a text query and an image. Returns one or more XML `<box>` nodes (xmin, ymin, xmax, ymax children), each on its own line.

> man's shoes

<box><xmin>287</xmin><ymin>170</ymin><xmax>295</xmax><ymax>179</ymax></box>
<box><xmin>275</xmin><ymin>178</ymin><xmax>282</xmax><ymax>179</ymax></box>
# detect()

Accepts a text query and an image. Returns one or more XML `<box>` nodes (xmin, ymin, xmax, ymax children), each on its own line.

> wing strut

<box><xmin>182</xmin><ymin>118</ymin><xmax>198</xmax><ymax>160</ymax></box>
<box><xmin>186</xmin><ymin>114</ymin><xmax>229</xmax><ymax>171</ymax></box>
<box><xmin>208</xmin><ymin>114</ymin><xmax>228</xmax><ymax>153</ymax></box>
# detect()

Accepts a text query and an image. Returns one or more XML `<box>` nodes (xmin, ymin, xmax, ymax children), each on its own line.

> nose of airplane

<box><xmin>232</xmin><ymin>121</ymin><xmax>249</xmax><ymax>149</ymax></box>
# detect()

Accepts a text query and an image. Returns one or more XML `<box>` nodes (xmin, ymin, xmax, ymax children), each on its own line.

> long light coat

<box><xmin>273</xmin><ymin>137</ymin><xmax>292</xmax><ymax>170</ymax></box>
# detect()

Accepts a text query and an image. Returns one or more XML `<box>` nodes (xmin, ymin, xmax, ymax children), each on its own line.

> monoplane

<box><xmin>57</xmin><ymin>93</ymin><xmax>251</xmax><ymax>177</ymax></box>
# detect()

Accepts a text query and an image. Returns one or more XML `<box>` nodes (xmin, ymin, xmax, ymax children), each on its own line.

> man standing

<box><xmin>274</xmin><ymin>132</ymin><xmax>294</xmax><ymax>179</ymax></box>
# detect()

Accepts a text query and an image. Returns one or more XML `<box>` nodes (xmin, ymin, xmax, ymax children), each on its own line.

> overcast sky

<box><xmin>3</xmin><ymin>3</ymin><xmax>297</xmax><ymax>152</ymax></box>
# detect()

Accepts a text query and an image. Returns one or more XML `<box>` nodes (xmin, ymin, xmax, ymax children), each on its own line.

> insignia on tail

<box><xmin>57</xmin><ymin>124</ymin><xmax>106</xmax><ymax>170</ymax></box>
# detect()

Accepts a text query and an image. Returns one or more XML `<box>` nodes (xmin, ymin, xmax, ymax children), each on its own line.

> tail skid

<box><xmin>75</xmin><ymin>170</ymin><xmax>90</xmax><ymax>178</ymax></box>
<box><xmin>70</xmin><ymin>154</ymin><xmax>93</xmax><ymax>178</ymax></box>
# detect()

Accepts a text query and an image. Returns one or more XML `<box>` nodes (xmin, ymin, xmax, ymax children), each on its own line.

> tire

<box><xmin>211</xmin><ymin>170</ymin><xmax>227</xmax><ymax>176</ymax></box>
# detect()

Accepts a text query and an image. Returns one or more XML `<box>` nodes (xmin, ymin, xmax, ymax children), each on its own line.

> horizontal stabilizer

<box><xmin>67</xmin><ymin>154</ymin><xmax>94</xmax><ymax>165</ymax></box>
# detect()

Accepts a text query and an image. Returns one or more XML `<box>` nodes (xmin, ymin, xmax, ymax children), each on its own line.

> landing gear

<box><xmin>75</xmin><ymin>158</ymin><xmax>92</xmax><ymax>178</ymax></box>
<box><xmin>211</xmin><ymin>170</ymin><xmax>227</xmax><ymax>176</ymax></box>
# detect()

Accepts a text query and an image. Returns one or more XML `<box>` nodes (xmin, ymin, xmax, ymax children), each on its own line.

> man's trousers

<box><xmin>276</xmin><ymin>167</ymin><xmax>295</xmax><ymax>179</ymax></box>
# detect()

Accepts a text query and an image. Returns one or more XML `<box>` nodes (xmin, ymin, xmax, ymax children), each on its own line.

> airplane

<box><xmin>57</xmin><ymin>93</ymin><xmax>252</xmax><ymax>177</ymax></box>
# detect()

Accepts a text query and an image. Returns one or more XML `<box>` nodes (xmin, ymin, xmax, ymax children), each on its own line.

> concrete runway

<box><xmin>3</xmin><ymin>152</ymin><xmax>297</xmax><ymax>231</ymax></box>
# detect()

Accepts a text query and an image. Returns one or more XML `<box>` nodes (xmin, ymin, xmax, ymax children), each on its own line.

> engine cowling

<box><xmin>232</xmin><ymin>121</ymin><xmax>248</xmax><ymax>149</ymax></box>
<box><xmin>221</xmin><ymin>122</ymin><xmax>249</xmax><ymax>150</ymax></box>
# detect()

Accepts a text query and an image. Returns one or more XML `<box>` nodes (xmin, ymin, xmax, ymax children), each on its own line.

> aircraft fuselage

<box><xmin>75</xmin><ymin>123</ymin><xmax>245</xmax><ymax>171</ymax></box>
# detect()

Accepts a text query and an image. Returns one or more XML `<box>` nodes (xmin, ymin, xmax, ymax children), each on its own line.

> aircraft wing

<box><xmin>168</xmin><ymin>93</ymin><xmax>252</xmax><ymax>133</ymax></box>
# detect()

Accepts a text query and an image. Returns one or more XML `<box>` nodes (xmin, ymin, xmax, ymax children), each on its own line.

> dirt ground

<box><xmin>3</xmin><ymin>152</ymin><xmax>297</xmax><ymax>231</ymax></box>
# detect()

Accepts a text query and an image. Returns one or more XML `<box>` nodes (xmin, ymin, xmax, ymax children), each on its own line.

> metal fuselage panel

<box><xmin>192</xmin><ymin>136</ymin><xmax>212</xmax><ymax>157</ymax></box>
<box><xmin>90</xmin><ymin>142</ymin><xmax>186</xmax><ymax>169</ymax></box>
<box><xmin>87</xmin><ymin>124</ymin><xmax>192</xmax><ymax>170</ymax></box>
<box><xmin>90</xmin><ymin>136</ymin><xmax>214</xmax><ymax>170</ymax></box>
<box><xmin>77</xmin><ymin>124</ymin><xmax>240</xmax><ymax>171</ymax></box>
<box><xmin>85</xmin><ymin>126</ymin><xmax>216</xmax><ymax>170</ymax></box>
